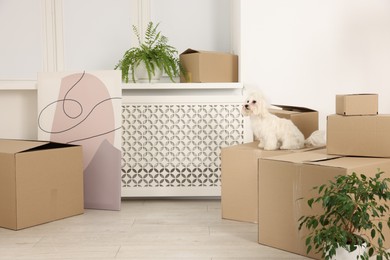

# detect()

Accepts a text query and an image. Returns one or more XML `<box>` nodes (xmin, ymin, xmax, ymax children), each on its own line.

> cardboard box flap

<box><xmin>339</xmin><ymin>93</ymin><xmax>378</xmax><ymax>97</ymax></box>
<box><xmin>181</xmin><ymin>48</ymin><xmax>234</xmax><ymax>56</ymax></box>
<box><xmin>271</xmin><ymin>104</ymin><xmax>317</xmax><ymax>113</ymax></box>
<box><xmin>23</xmin><ymin>142</ymin><xmax>78</xmax><ymax>153</ymax></box>
<box><xmin>0</xmin><ymin>139</ymin><xmax>48</xmax><ymax>154</ymax></box>
<box><xmin>181</xmin><ymin>48</ymin><xmax>199</xmax><ymax>55</ymax></box>
<box><xmin>303</xmin><ymin>156</ymin><xmax>342</xmax><ymax>163</ymax></box>
<box><xmin>262</xmin><ymin>149</ymin><xmax>337</xmax><ymax>164</ymax></box>
<box><xmin>305</xmin><ymin>156</ymin><xmax>389</xmax><ymax>170</ymax></box>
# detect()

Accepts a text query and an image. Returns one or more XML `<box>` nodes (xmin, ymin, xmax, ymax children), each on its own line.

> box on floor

<box><xmin>327</xmin><ymin>114</ymin><xmax>390</xmax><ymax>157</ymax></box>
<box><xmin>179</xmin><ymin>48</ymin><xmax>238</xmax><ymax>83</ymax></box>
<box><xmin>258</xmin><ymin>149</ymin><xmax>390</xmax><ymax>259</ymax></box>
<box><xmin>221</xmin><ymin>141</ymin><xmax>323</xmax><ymax>223</ymax></box>
<box><xmin>336</xmin><ymin>93</ymin><xmax>378</xmax><ymax>116</ymax></box>
<box><xmin>0</xmin><ymin>139</ymin><xmax>84</xmax><ymax>230</ymax></box>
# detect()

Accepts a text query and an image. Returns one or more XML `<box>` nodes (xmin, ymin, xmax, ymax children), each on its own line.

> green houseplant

<box><xmin>298</xmin><ymin>171</ymin><xmax>390</xmax><ymax>260</ymax></box>
<box><xmin>114</xmin><ymin>21</ymin><xmax>185</xmax><ymax>83</ymax></box>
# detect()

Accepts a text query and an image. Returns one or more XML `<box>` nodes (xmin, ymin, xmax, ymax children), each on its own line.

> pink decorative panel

<box><xmin>38</xmin><ymin>71</ymin><xmax>122</xmax><ymax>210</ymax></box>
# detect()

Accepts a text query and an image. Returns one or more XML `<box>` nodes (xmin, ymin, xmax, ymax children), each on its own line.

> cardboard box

<box><xmin>327</xmin><ymin>114</ymin><xmax>390</xmax><ymax>157</ymax></box>
<box><xmin>336</xmin><ymin>94</ymin><xmax>378</xmax><ymax>116</ymax></box>
<box><xmin>270</xmin><ymin>105</ymin><xmax>318</xmax><ymax>139</ymax></box>
<box><xmin>221</xmin><ymin>142</ymin><xmax>323</xmax><ymax>223</ymax></box>
<box><xmin>179</xmin><ymin>48</ymin><xmax>238</xmax><ymax>83</ymax></box>
<box><xmin>0</xmin><ymin>139</ymin><xmax>84</xmax><ymax>230</ymax></box>
<box><xmin>258</xmin><ymin>150</ymin><xmax>390</xmax><ymax>259</ymax></box>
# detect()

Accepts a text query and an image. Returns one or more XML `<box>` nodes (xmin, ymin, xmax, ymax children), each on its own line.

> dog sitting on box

<box><xmin>242</xmin><ymin>91</ymin><xmax>325</xmax><ymax>150</ymax></box>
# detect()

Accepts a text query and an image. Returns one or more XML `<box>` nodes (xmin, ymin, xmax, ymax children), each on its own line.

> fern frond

<box><xmin>114</xmin><ymin>21</ymin><xmax>186</xmax><ymax>83</ymax></box>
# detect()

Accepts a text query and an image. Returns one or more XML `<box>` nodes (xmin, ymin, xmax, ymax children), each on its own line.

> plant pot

<box><xmin>329</xmin><ymin>244</ymin><xmax>367</xmax><ymax>260</ymax></box>
<box><xmin>134</xmin><ymin>61</ymin><xmax>162</xmax><ymax>83</ymax></box>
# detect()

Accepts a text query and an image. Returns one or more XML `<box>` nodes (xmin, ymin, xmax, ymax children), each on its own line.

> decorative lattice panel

<box><xmin>121</xmin><ymin>103</ymin><xmax>244</xmax><ymax>195</ymax></box>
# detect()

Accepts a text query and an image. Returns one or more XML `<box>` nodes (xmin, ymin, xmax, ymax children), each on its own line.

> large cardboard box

<box><xmin>221</xmin><ymin>142</ymin><xmax>322</xmax><ymax>223</ymax></box>
<box><xmin>0</xmin><ymin>139</ymin><xmax>84</xmax><ymax>230</ymax></box>
<box><xmin>179</xmin><ymin>48</ymin><xmax>238</xmax><ymax>83</ymax></box>
<box><xmin>221</xmin><ymin>142</ymin><xmax>292</xmax><ymax>223</ymax></box>
<box><xmin>327</xmin><ymin>114</ymin><xmax>390</xmax><ymax>157</ymax></box>
<box><xmin>336</xmin><ymin>94</ymin><xmax>378</xmax><ymax>116</ymax></box>
<box><xmin>258</xmin><ymin>150</ymin><xmax>390</xmax><ymax>259</ymax></box>
<box><xmin>270</xmin><ymin>105</ymin><xmax>318</xmax><ymax>139</ymax></box>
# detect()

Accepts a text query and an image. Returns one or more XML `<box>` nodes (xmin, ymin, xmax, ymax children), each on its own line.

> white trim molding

<box><xmin>42</xmin><ymin>0</ymin><xmax>64</xmax><ymax>72</ymax></box>
<box><xmin>130</xmin><ymin>0</ymin><xmax>150</xmax><ymax>47</ymax></box>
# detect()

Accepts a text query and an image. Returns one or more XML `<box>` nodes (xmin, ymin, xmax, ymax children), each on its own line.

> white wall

<box><xmin>62</xmin><ymin>0</ymin><xmax>134</xmax><ymax>71</ymax></box>
<box><xmin>0</xmin><ymin>0</ymin><xmax>232</xmax><ymax>139</ymax></box>
<box><xmin>150</xmin><ymin>0</ymin><xmax>232</xmax><ymax>54</ymax></box>
<box><xmin>0</xmin><ymin>0</ymin><xmax>42</xmax><ymax>139</ymax></box>
<box><xmin>0</xmin><ymin>91</ymin><xmax>37</xmax><ymax>139</ymax></box>
<box><xmin>4</xmin><ymin>0</ymin><xmax>390</xmax><ymax>138</ymax></box>
<box><xmin>240</xmin><ymin>0</ymin><xmax>390</xmax><ymax>130</ymax></box>
<box><xmin>0</xmin><ymin>0</ymin><xmax>43</xmax><ymax>79</ymax></box>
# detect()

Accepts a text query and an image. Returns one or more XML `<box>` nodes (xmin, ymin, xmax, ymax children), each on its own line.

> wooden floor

<box><xmin>0</xmin><ymin>199</ymin><xmax>311</xmax><ymax>260</ymax></box>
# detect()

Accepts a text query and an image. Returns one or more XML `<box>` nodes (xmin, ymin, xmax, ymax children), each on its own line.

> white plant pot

<box><xmin>134</xmin><ymin>61</ymin><xmax>162</xmax><ymax>83</ymax></box>
<box><xmin>329</xmin><ymin>244</ymin><xmax>367</xmax><ymax>260</ymax></box>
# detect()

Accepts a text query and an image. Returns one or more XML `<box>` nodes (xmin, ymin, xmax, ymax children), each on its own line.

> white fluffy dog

<box><xmin>242</xmin><ymin>91</ymin><xmax>306</xmax><ymax>150</ymax></box>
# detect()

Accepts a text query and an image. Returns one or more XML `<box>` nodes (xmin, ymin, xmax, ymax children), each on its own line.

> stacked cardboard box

<box><xmin>222</xmin><ymin>93</ymin><xmax>390</xmax><ymax>259</ymax></box>
<box><xmin>221</xmin><ymin>105</ymin><xmax>320</xmax><ymax>223</ymax></box>
<box><xmin>327</xmin><ymin>94</ymin><xmax>390</xmax><ymax>157</ymax></box>
<box><xmin>255</xmin><ymin>93</ymin><xmax>390</xmax><ymax>258</ymax></box>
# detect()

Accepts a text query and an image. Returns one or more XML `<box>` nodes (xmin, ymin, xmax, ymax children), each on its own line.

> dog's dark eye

<box><xmin>253</xmin><ymin>100</ymin><xmax>257</xmax><ymax>104</ymax></box>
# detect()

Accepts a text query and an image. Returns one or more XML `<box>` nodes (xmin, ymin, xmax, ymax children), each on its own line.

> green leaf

<box><xmin>369</xmin><ymin>247</ymin><xmax>374</xmax><ymax>256</ymax></box>
<box><xmin>305</xmin><ymin>236</ymin><xmax>311</xmax><ymax>246</ymax></box>
<box><xmin>308</xmin><ymin>198</ymin><xmax>314</xmax><ymax>208</ymax></box>
<box><xmin>371</xmin><ymin>228</ymin><xmax>376</xmax><ymax>239</ymax></box>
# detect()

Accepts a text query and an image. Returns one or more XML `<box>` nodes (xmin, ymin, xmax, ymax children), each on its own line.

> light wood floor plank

<box><xmin>0</xmin><ymin>199</ymin><xmax>310</xmax><ymax>260</ymax></box>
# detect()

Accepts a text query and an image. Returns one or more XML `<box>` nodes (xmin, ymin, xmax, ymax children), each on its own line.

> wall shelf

<box><xmin>0</xmin><ymin>80</ymin><xmax>37</xmax><ymax>90</ymax></box>
<box><xmin>1</xmin><ymin>80</ymin><xmax>243</xmax><ymax>91</ymax></box>
<box><xmin>122</xmin><ymin>82</ymin><xmax>243</xmax><ymax>90</ymax></box>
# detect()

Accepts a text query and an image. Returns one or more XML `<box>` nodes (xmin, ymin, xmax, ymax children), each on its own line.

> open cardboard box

<box><xmin>258</xmin><ymin>149</ymin><xmax>390</xmax><ymax>259</ymax></box>
<box><xmin>270</xmin><ymin>105</ymin><xmax>318</xmax><ymax>139</ymax></box>
<box><xmin>0</xmin><ymin>139</ymin><xmax>84</xmax><ymax>230</ymax></box>
<box><xmin>221</xmin><ymin>141</ymin><xmax>323</xmax><ymax>223</ymax></box>
<box><xmin>179</xmin><ymin>48</ymin><xmax>238</xmax><ymax>83</ymax></box>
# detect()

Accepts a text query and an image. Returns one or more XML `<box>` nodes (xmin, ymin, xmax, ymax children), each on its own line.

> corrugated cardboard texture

<box><xmin>0</xmin><ymin>153</ymin><xmax>17</xmax><ymax>229</ymax></box>
<box><xmin>258</xmin><ymin>152</ymin><xmax>390</xmax><ymax>259</ymax></box>
<box><xmin>0</xmin><ymin>139</ymin><xmax>84</xmax><ymax>230</ymax></box>
<box><xmin>336</xmin><ymin>94</ymin><xmax>378</xmax><ymax>116</ymax></box>
<box><xmin>327</xmin><ymin>114</ymin><xmax>390</xmax><ymax>157</ymax></box>
<box><xmin>221</xmin><ymin>142</ymin><xmax>292</xmax><ymax>223</ymax></box>
<box><xmin>270</xmin><ymin>105</ymin><xmax>318</xmax><ymax>139</ymax></box>
<box><xmin>180</xmin><ymin>49</ymin><xmax>238</xmax><ymax>83</ymax></box>
<box><xmin>221</xmin><ymin>142</ymin><xmax>324</xmax><ymax>223</ymax></box>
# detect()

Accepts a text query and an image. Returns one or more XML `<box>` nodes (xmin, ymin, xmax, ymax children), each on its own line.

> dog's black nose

<box><xmin>244</xmin><ymin>104</ymin><xmax>249</xmax><ymax>109</ymax></box>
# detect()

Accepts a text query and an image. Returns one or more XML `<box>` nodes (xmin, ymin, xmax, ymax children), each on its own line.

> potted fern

<box><xmin>298</xmin><ymin>171</ymin><xmax>390</xmax><ymax>260</ymax></box>
<box><xmin>115</xmin><ymin>21</ymin><xmax>185</xmax><ymax>83</ymax></box>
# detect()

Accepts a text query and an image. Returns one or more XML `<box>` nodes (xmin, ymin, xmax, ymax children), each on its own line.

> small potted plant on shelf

<box><xmin>298</xmin><ymin>171</ymin><xmax>390</xmax><ymax>260</ymax></box>
<box><xmin>114</xmin><ymin>21</ymin><xmax>185</xmax><ymax>83</ymax></box>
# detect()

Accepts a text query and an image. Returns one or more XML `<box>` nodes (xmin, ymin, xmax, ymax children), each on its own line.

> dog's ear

<box><xmin>257</xmin><ymin>98</ymin><xmax>269</xmax><ymax>117</ymax></box>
